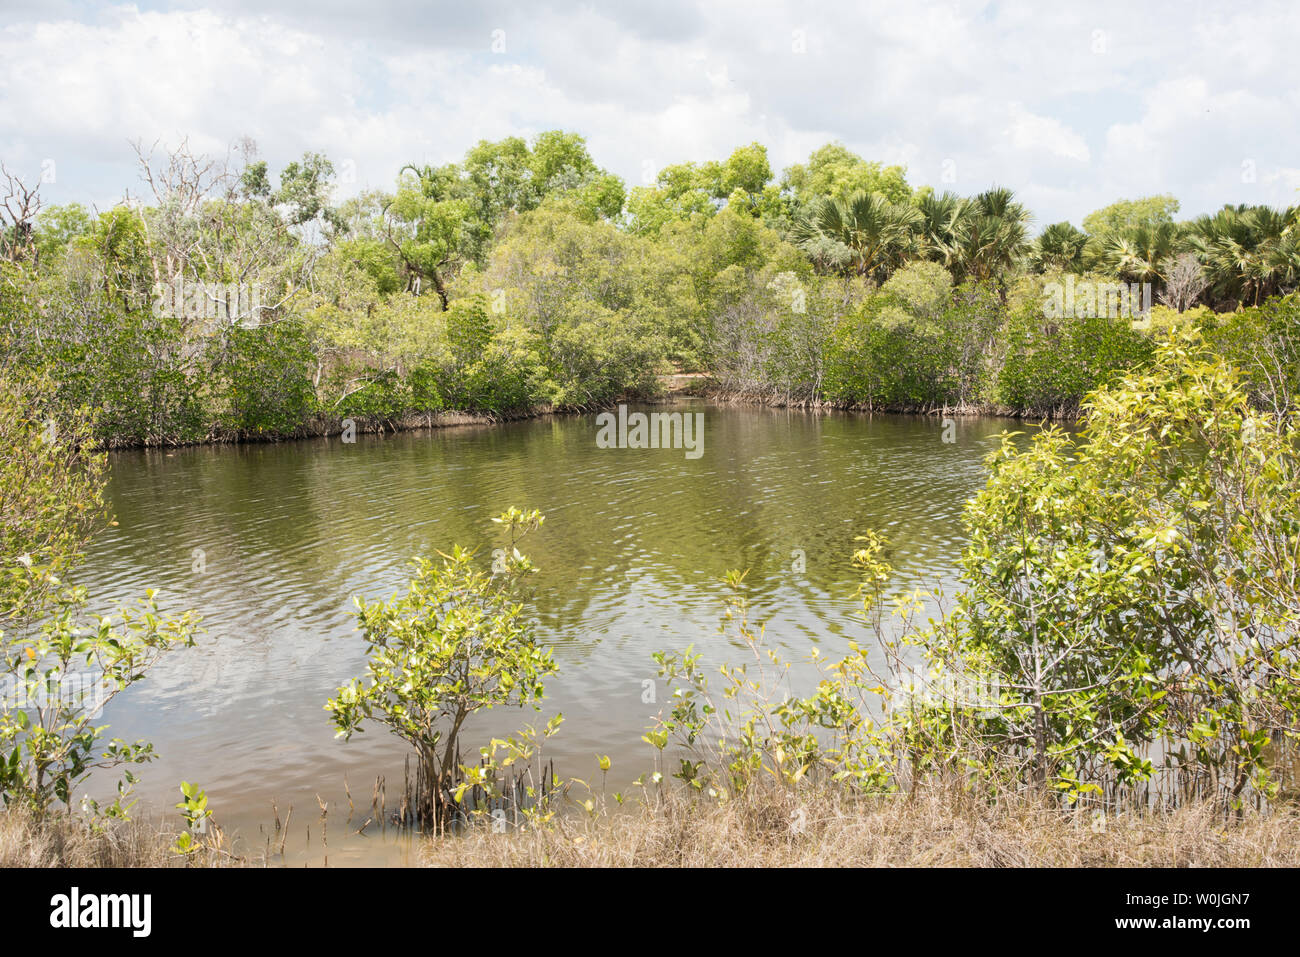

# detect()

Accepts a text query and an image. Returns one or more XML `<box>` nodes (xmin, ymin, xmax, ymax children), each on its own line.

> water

<box><xmin>74</xmin><ymin>400</ymin><xmax>1022</xmax><ymax>864</ymax></box>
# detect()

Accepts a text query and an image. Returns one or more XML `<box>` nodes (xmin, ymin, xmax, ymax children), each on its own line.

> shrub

<box><xmin>945</xmin><ymin>330</ymin><xmax>1300</xmax><ymax>804</ymax></box>
<box><xmin>0</xmin><ymin>370</ymin><xmax>200</xmax><ymax>817</ymax></box>
<box><xmin>326</xmin><ymin>508</ymin><xmax>558</xmax><ymax>829</ymax></box>
<box><xmin>994</xmin><ymin>299</ymin><xmax>1153</xmax><ymax>415</ymax></box>
<box><xmin>1205</xmin><ymin>293</ymin><xmax>1300</xmax><ymax>417</ymax></box>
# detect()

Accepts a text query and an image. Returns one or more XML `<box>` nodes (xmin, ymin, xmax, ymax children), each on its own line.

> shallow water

<box><xmin>75</xmin><ymin>400</ymin><xmax>1024</xmax><ymax>864</ymax></box>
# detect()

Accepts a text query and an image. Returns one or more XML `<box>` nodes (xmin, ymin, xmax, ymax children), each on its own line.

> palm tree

<box><xmin>1185</xmin><ymin>204</ymin><xmax>1300</xmax><ymax>306</ymax></box>
<box><xmin>1263</xmin><ymin>224</ymin><xmax>1300</xmax><ymax>297</ymax></box>
<box><xmin>1245</xmin><ymin>206</ymin><xmax>1300</xmax><ymax>303</ymax></box>
<box><xmin>946</xmin><ymin>187</ymin><xmax>1031</xmax><ymax>289</ymax></box>
<box><xmin>915</xmin><ymin>190</ymin><xmax>965</xmax><ymax>267</ymax></box>
<box><xmin>1030</xmin><ymin>222</ymin><xmax>1088</xmax><ymax>273</ymax></box>
<box><xmin>793</xmin><ymin>190</ymin><xmax>921</xmax><ymax>282</ymax></box>
<box><xmin>1099</xmin><ymin>220</ymin><xmax>1178</xmax><ymax>286</ymax></box>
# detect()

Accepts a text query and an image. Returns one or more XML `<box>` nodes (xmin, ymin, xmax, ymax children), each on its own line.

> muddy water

<box><xmin>77</xmin><ymin>401</ymin><xmax>1022</xmax><ymax>864</ymax></box>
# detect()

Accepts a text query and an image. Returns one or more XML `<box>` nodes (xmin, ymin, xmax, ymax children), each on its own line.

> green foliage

<box><xmin>388</xmin><ymin>169</ymin><xmax>470</xmax><ymax>305</ymax></box>
<box><xmin>950</xmin><ymin>332</ymin><xmax>1300</xmax><ymax>802</ymax></box>
<box><xmin>881</xmin><ymin>259</ymin><xmax>952</xmax><ymax>318</ymax></box>
<box><xmin>953</xmin><ymin>424</ymin><xmax>1171</xmax><ymax>791</ymax></box>
<box><xmin>1131</xmin><ymin>303</ymin><xmax>1209</xmax><ymax>335</ymax></box>
<box><xmin>0</xmin><ymin>581</ymin><xmax>199</xmax><ymax>818</ymax></box>
<box><xmin>544</xmin><ymin>304</ymin><xmax>665</xmax><ymax>406</ymax></box>
<box><xmin>1184</xmin><ymin>204</ymin><xmax>1300</xmax><ymax>308</ymax></box>
<box><xmin>1082</xmin><ymin>195</ymin><xmax>1180</xmax><ymax>240</ymax></box>
<box><xmin>0</xmin><ymin>370</ymin><xmax>104</xmax><ymax>618</ymax></box>
<box><xmin>794</xmin><ymin>190</ymin><xmax>920</xmax><ymax>281</ymax></box>
<box><xmin>8</xmin><ymin>135</ymin><xmax>1300</xmax><ymax>445</ymax></box>
<box><xmin>943</xmin><ymin>188</ymin><xmax>1033</xmax><ymax>287</ymax></box>
<box><xmin>276</xmin><ymin>151</ymin><xmax>346</xmax><ymax>231</ymax></box>
<box><xmin>626</xmin><ymin>182</ymin><xmax>716</xmax><ymax>237</ymax></box>
<box><xmin>326</xmin><ymin>508</ymin><xmax>557</xmax><ymax>828</ymax></box>
<box><xmin>825</xmin><ymin>294</ymin><xmax>944</xmax><ymax>408</ymax></box>
<box><xmin>994</xmin><ymin>295</ymin><xmax>1154</xmax><ymax>415</ymax></box>
<box><xmin>1094</xmin><ymin>220</ymin><xmax>1178</xmax><ymax>284</ymax></box>
<box><xmin>627</xmin><ymin>143</ymin><xmax>776</xmax><ymax>236</ymax></box>
<box><xmin>207</xmin><ymin>322</ymin><xmax>318</xmax><ymax>437</ymax></box>
<box><xmin>781</xmin><ymin>142</ymin><xmax>912</xmax><ymax>208</ymax></box>
<box><xmin>0</xmin><ymin>372</ymin><xmax>200</xmax><ymax>818</ymax></box>
<box><xmin>332</xmin><ymin>236</ymin><xmax>405</xmax><ymax>295</ymax></box>
<box><xmin>398</xmin><ymin>130</ymin><xmax>625</xmax><ymax>277</ymax></box>
<box><xmin>452</xmin><ymin>713</ymin><xmax>566</xmax><ymax>829</ymax></box>
<box><xmin>172</xmin><ymin>780</ymin><xmax>228</xmax><ymax>861</ymax></box>
<box><xmin>474</xmin><ymin>206</ymin><xmax>671</xmax><ymax>398</ymax></box>
<box><xmin>718</xmin><ymin>142</ymin><xmax>774</xmax><ymax>208</ymax></box>
<box><xmin>1204</xmin><ymin>293</ymin><xmax>1300</xmax><ymax>416</ymax></box>
<box><xmin>823</xmin><ymin>278</ymin><xmax>1001</xmax><ymax>409</ymax></box>
<box><xmin>1031</xmin><ymin>222</ymin><xmax>1088</xmax><ymax>273</ymax></box>
<box><xmin>33</xmin><ymin>203</ymin><xmax>93</xmax><ymax>262</ymax></box>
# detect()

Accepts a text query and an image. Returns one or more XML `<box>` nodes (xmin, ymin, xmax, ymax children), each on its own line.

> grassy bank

<box><xmin>8</xmin><ymin>785</ymin><xmax>1300</xmax><ymax>868</ymax></box>
<box><xmin>0</xmin><ymin>809</ymin><xmax>176</xmax><ymax>868</ymax></box>
<box><xmin>422</xmin><ymin>785</ymin><xmax>1300</xmax><ymax>868</ymax></box>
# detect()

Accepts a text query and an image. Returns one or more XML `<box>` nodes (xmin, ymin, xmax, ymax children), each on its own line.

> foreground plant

<box><xmin>326</xmin><ymin>507</ymin><xmax>558</xmax><ymax>830</ymax></box>
<box><xmin>1</xmin><ymin>574</ymin><xmax>200</xmax><ymax>819</ymax></box>
<box><xmin>943</xmin><ymin>329</ymin><xmax>1300</xmax><ymax>806</ymax></box>
<box><xmin>0</xmin><ymin>369</ymin><xmax>200</xmax><ymax>819</ymax></box>
<box><xmin>647</xmin><ymin>554</ymin><xmax>915</xmax><ymax>799</ymax></box>
<box><xmin>644</xmin><ymin>331</ymin><xmax>1300</xmax><ymax>814</ymax></box>
<box><xmin>171</xmin><ymin>780</ymin><xmax>235</xmax><ymax>864</ymax></box>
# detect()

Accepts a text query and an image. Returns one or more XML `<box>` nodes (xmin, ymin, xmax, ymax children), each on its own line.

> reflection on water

<box><xmin>76</xmin><ymin>401</ymin><xmax>1023</xmax><ymax>864</ymax></box>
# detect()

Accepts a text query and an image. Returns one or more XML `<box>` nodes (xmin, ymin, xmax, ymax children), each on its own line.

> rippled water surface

<box><xmin>78</xmin><ymin>401</ymin><xmax>1023</xmax><ymax>864</ymax></box>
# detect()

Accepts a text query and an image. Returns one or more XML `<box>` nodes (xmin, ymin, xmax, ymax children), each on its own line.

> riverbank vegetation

<box><xmin>632</xmin><ymin>334</ymin><xmax>1300</xmax><ymax>816</ymax></box>
<box><xmin>2</xmin><ymin>136</ymin><xmax>1298</xmax><ymax>446</ymax></box>
<box><xmin>0</xmin><ymin>805</ymin><xmax>175</xmax><ymax>867</ymax></box>
<box><xmin>10</xmin><ymin>783</ymin><xmax>1300</xmax><ymax>868</ymax></box>
<box><xmin>0</xmin><ymin>369</ymin><xmax>202</xmax><ymax>853</ymax></box>
<box><xmin>420</xmin><ymin>786</ymin><xmax>1300</xmax><ymax>868</ymax></box>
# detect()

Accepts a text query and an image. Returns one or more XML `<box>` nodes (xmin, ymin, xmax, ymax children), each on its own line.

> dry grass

<box><xmin>0</xmin><ymin>808</ymin><xmax>176</xmax><ymax>868</ymax></box>
<box><xmin>421</xmin><ymin>784</ymin><xmax>1300</xmax><ymax>867</ymax></box>
<box><xmin>10</xmin><ymin>785</ymin><xmax>1298</xmax><ymax>868</ymax></box>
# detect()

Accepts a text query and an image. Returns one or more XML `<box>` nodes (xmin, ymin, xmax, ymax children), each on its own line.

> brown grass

<box><xmin>9</xmin><ymin>785</ymin><xmax>1298</xmax><ymax>868</ymax></box>
<box><xmin>421</xmin><ymin>784</ymin><xmax>1300</xmax><ymax>867</ymax></box>
<box><xmin>0</xmin><ymin>808</ymin><xmax>177</xmax><ymax>868</ymax></box>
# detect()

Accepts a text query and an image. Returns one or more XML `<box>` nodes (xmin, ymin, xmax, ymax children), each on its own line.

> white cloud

<box><xmin>2</xmin><ymin>0</ymin><xmax>1298</xmax><ymax>226</ymax></box>
<box><xmin>1005</xmin><ymin>107</ymin><xmax>1091</xmax><ymax>164</ymax></box>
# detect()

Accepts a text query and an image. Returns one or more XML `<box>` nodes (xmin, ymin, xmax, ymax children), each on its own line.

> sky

<box><xmin>2</xmin><ymin>0</ymin><xmax>1298</xmax><ymax>230</ymax></box>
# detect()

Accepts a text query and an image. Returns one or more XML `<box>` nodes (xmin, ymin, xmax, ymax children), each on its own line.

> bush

<box><xmin>0</xmin><ymin>370</ymin><xmax>200</xmax><ymax>818</ymax></box>
<box><xmin>208</xmin><ymin>322</ymin><xmax>319</xmax><ymax>437</ymax></box>
<box><xmin>1205</xmin><ymin>293</ymin><xmax>1300</xmax><ymax>417</ymax></box>
<box><xmin>939</xmin><ymin>330</ymin><xmax>1300</xmax><ymax>803</ymax></box>
<box><xmin>326</xmin><ymin>508</ymin><xmax>558</xmax><ymax>829</ymax></box>
<box><xmin>994</xmin><ymin>299</ymin><xmax>1153</xmax><ymax>415</ymax></box>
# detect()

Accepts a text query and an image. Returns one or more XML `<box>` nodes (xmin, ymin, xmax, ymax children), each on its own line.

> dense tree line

<box><xmin>1</xmin><ymin>133</ymin><xmax>1297</xmax><ymax>444</ymax></box>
